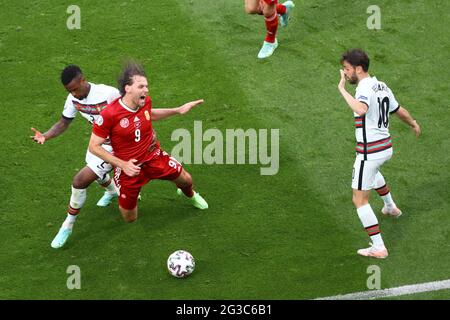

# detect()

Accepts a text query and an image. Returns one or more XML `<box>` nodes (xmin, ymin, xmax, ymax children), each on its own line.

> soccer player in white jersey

<box><xmin>31</xmin><ymin>65</ymin><xmax>121</xmax><ymax>248</ymax></box>
<box><xmin>338</xmin><ymin>49</ymin><xmax>421</xmax><ymax>259</ymax></box>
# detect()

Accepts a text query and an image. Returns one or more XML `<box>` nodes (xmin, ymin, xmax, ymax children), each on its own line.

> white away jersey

<box><xmin>354</xmin><ymin>76</ymin><xmax>400</xmax><ymax>160</ymax></box>
<box><xmin>62</xmin><ymin>83</ymin><xmax>120</xmax><ymax>124</ymax></box>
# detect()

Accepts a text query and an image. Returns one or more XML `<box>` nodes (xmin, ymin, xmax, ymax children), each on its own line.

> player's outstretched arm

<box><xmin>151</xmin><ymin>99</ymin><xmax>204</xmax><ymax>121</ymax></box>
<box><xmin>88</xmin><ymin>133</ymin><xmax>141</xmax><ymax>177</ymax></box>
<box><xmin>337</xmin><ymin>70</ymin><xmax>368</xmax><ymax>116</ymax></box>
<box><xmin>30</xmin><ymin>117</ymin><xmax>72</xmax><ymax>144</ymax></box>
<box><xmin>395</xmin><ymin>106</ymin><xmax>421</xmax><ymax>137</ymax></box>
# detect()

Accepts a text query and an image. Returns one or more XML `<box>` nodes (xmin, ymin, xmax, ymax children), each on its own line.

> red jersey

<box><xmin>93</xmin><ymin>96</ymin><xmax>158</xmax><ymax>164</ymax></box>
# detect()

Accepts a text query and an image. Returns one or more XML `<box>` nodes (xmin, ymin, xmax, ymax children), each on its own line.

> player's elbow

<box><xmin>355</xmin><ymin>108</ymin><xmax>367</xmax><ymax>116</ymax></box>
<box><xmin>355</xmin><ymin>103</ymin><xmax>368</xmax><ymax>116</ymax></box>
<box><xmin>88</xmin><ymin>144</ymin><xmax>96</xmax><ymax>155</ymax></box>
<box><xmin>88</xmin><ymin>140</ymin><xmax>100</xmax><ymax>156</ymax></box>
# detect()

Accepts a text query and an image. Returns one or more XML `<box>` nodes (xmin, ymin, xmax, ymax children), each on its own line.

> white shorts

<box><xmin>85</xmin><ymin>144</ymin><xmax>113</xmax><ymax>181</ymax></box>
<box><xmin>351</xmin><ymin>152</ymin><xmax>392</xmax><ymax>191</ymax></box>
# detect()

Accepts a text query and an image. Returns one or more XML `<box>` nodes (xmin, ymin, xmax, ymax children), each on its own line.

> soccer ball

<box><xmin>167</xmin><ymin>250</ymin><xmax>195</xmax><ymax>278</ymax></box>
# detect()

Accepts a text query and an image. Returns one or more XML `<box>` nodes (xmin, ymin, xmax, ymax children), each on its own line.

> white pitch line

<box><xmin>315</xmin><ymin>279</ymin><xmax>450</xmax><ymax>300</ymax></box>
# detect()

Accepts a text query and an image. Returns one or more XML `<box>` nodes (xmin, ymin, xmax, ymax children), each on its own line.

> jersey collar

<box><xmin>119</xmin><ymin>98</ymin><xmax>139</xmax><ymax>113</ymax></box>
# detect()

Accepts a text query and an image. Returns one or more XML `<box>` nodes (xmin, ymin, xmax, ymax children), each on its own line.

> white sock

<box><xmin>62</xmin><ymin>213</ymin><xmax>77</xmax><ymax>230</ymax></box>
<box><xmin>381</xmin><ymin>192</ymin><xmax>395</xmax><ymax>208</ymax></box>
<box><xmin>62</xmin><ymin>187</ymin><xmax>87</xmax><ymax>229</ymax></box>
<box><xmin>104</xmin><ymin>180</ymin><xmax>117</xmax><ymax>195</ymax></box>
<box><xmin>357</xmin><ymin>204</ymin><xmax>384</xmax><ymax>248</ymax></box>
<box><xmin>70</xmin><ymin>186</ymin><xmax>87</xmax><ymax>209</ymax></box>
<box><xmin>98</xmin><ymin>176</ymin><xmax>117</xmax><ymax>195</ymax></box>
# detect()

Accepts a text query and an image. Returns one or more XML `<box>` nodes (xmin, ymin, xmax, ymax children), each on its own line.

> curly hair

<box><xmin>61</xmin><ymin>65</ymin><xmax>83</xmax><ymax>85</ymax></box>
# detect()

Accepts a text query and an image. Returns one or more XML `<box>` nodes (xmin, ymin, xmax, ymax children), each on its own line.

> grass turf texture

<box><xmin>0</xmin><ymin>0</ymin><xmax>449</xmax><ymax>299</ymax></box>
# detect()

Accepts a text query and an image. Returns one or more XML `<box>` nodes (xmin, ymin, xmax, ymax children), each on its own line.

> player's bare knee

<box><xmin>72</xmin><ymin>176</ymin><xmax>89</xmax><ymax>189</ymax></box>
<box><xmin>246</xmin><ymin>8</ymin><xmax>260</xmax><ymax>14</ymax></box>
<box><xmin>245</xmin><ymin>2</ymin><xmax>261</xmax><ymax>14</ymax></box>
<box><xmin>72</xmin><ymin>169</ymin><xmax>96</xmax><ymax>189</ymax></box>
<box><xmin>352</xmin><ymin>193</ymin><xmax>362</xmax><ymax>208</ymax></box>
<box><xmin>262</xmin><ymin>4</ymin><xmax>276</xmax><ymax>17</ymax></box>
<box><xmin>353</xmin><ymin>195</ymin><xmax>369</xmax><ymax>208</ymax></box>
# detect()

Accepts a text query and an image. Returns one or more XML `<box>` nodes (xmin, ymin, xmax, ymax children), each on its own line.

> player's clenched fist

<box><xmin>338</xmin><ymin>69</ymin><xmax>347</xmax><ymax>90</ymax></box>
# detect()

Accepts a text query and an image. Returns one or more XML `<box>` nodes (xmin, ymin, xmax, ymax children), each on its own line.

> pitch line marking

<box><xmin>315</xmin><ymin>279</ymin><xmax>450</xmax><ymax>300</ymax></box>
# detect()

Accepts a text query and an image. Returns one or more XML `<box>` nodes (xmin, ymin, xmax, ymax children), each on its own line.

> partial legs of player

<box><xmin>173</xmin><ymin>169</ymin><xmax>209</xmax><ymax>210</ymax></box>
<box><xmin>119</xmin><ymin>205</ymin><xmax>138</xmax><ymax>223</ymax></box>
<box><xmin>351</xmin><ymin>158</ymin><xmax>391</xmax><ymax>259</ymax></box>
<box><xmin>51</xmin><ymin>166</ymin><xmax>117</xmax><ymax>249</ymax></box>
<box><xmin>352</xmin><ymin>189</ymin><xmax>389</xmax><ymax>259</ymax></box>
<box><xmin>116</xmin><ymin>169</ymin><xmax>208</xmax><ymax>224</ymax></box>
<box><xmin>373</xmin><ymin>172</ymin><xmax>402</xmax><ymax>217</ymax></box>
<box><xmin>245</xmin><ymin>0</ymin><xmax>295</xmax><ymax>59</ymax></box>
<box><xmin>96</xmin><ymin>177</ymin><xmax>119</xmax><ymax>207</ymax></box>
<box><xmin>279</xmin><ymin>1</ymin><xmax>295</xmax><ymax>27</ymax></box>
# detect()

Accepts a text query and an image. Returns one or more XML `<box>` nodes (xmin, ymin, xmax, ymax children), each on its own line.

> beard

<box><xmin>347</xmin><ymin>73</ymin><xmax>358</xmax><ymax>84</ymax></box>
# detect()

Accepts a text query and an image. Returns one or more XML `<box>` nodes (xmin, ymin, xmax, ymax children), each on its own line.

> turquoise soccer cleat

<box><xmin>257</xmin><ymin>39</ymin><xmax>278</xmax><ymax>59</ymax></box>
<box><xmin>51</xmin><ymin>227</ymin><xmax>72</xmax><ymax>249</ymax></box>
<box><xmin>96</xmin><ymin>192</ymin><xmax>118</xmax><ymax>207</ymax></box>
<box><xmin>177</xmin><ymin>189</ymin><xmax>209</xmax><ymax>210</ymax></box>
<box><xmin>191</xmin><ymin>192</ymin><xmax>209</xmax><ymax>210</ymax></box>
<box><xmin>280</xmin><ymin>1</ymin><xmax>295</xmax><ymax>27</ymax></box>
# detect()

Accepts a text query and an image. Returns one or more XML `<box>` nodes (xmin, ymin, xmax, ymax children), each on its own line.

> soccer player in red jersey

<box><xmin>89</xmin><ymin>62</ymin><xmax>208</xmax><ymax>223</ymax></box>
<box><xmin>244</xmin><ymin>0</ymin><xmax>295</xmax><ymax>59</ymax></box>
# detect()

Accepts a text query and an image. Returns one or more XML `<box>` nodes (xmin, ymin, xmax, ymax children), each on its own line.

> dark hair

<box><xmin>61</xmin><ymin>65</ymin><xmax>83</xmax><ymax>85</ymax></box>
<box><xmin>341</xmin><ymin>49</ymin><xmax>370</xmax><ymax>72</ymax></box>
<box><xmin>117</xmin><ymin>61</ymin><xmax>147</xmax><ymax>95</ymax></box>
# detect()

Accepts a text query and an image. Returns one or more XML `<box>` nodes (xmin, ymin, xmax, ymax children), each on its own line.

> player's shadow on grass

<box><xmin>66</xmin><ymin>193</ymin><xmax>202</xmax><ymax>249</ymax></box>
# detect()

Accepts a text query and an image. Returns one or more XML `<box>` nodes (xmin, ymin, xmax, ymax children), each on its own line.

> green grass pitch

<box><xmin>0</xmin><ymin>0</ymin><xmax>449</xmax><ymax>299</ymax></box>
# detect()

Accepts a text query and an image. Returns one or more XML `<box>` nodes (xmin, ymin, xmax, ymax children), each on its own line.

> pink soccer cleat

<box><xmin>357</xmin><ymin>244</ymin><xmax>389</xmax><ymax>259</ymax></box>
<box><xmin>382</xmin><ymin>205</ymin><xmax>402</xmax><ymax>218</ymax></box>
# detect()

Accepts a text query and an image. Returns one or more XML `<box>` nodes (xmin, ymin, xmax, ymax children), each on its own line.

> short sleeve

<box><xmin>62</xmin><ymin>95</ymin><xmax>77</xmax><ymax>119</ymax></box>
<box><xmin>388</xmin><ymin>88</ymin><xmax>400</xmax><ymax>114</ymax></box>
<box><xmin>92</xmin><ymin>109</ymin><xmax>113</xmax><ymax>139</ymax></box>
<box><xmin>106</xmin><ymin>87</ymin><xmax>121</xmax><ymax>104</ymax></box>
<box><xmin>355</xmin><ymin>85</ymin><xmax>372</xmax><ymax>107</ymax></box>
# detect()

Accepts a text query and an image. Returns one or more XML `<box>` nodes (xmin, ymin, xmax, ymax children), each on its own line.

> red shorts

<box><xmin>114</xmin><ymin>149</ymin><xmax>183</xmax><ymax>210</ymax></box>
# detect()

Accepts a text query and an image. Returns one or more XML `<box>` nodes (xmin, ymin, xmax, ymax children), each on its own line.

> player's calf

<box><xmin>173</xmin><ymin>170</ymin><xmax>194</xmax><ymax>198</ymax></box>
<box><xmin>173</xmin><ymin>170</ymin><xmax>208</xmax><ymax>210</ymax></box>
